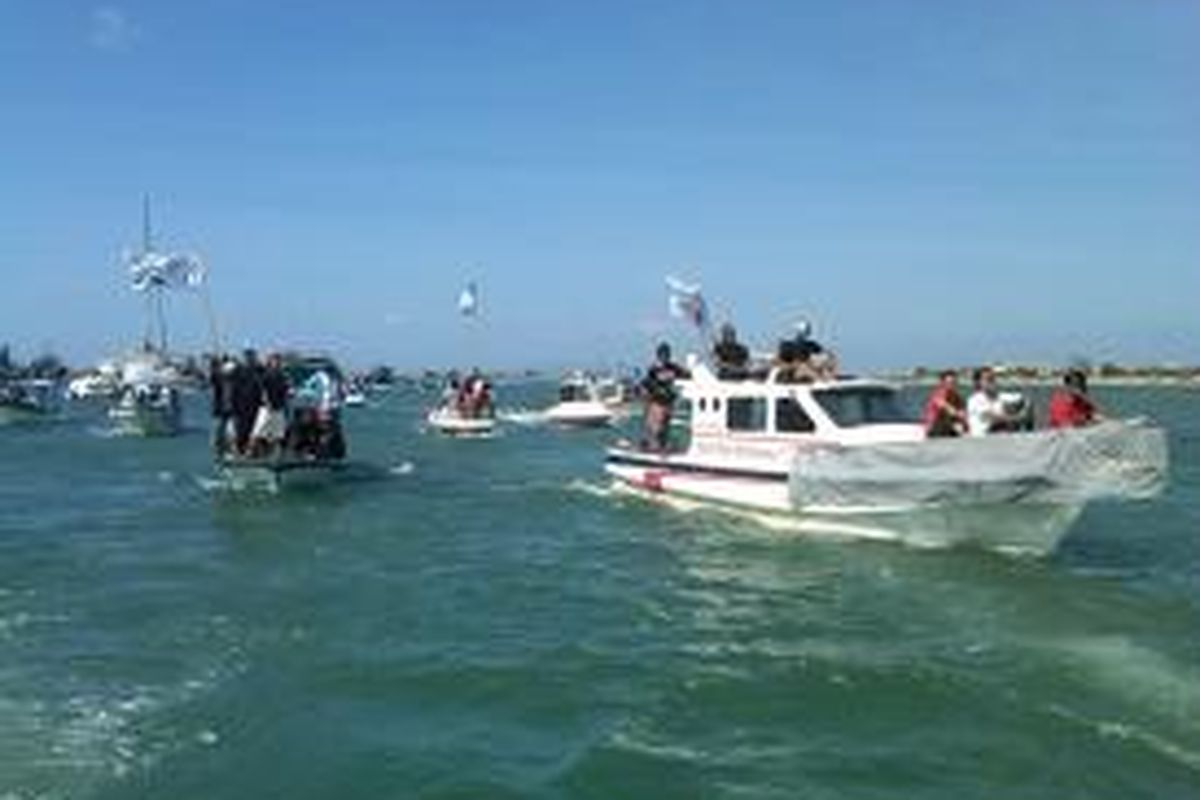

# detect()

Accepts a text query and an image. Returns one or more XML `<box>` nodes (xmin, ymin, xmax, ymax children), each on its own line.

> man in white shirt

<box><xmin>967</xmin><ymin>367</ymin><xmax>1012</xmax><ymax>437</ymax></box>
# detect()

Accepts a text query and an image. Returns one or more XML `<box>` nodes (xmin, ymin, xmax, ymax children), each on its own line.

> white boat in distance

<box><xmin>0</xmin><ymin>379</ymin><xmax>64</xmax><ymax>425</ymax></box>
<box><xmin>543</xmin><ymin>372</ymin><xmax>614</xmax><ymax>427</ymax></box>
<box><xmin>605</xmin><ymin>358</ymin><xmax>1167</xmax><ymax>555</ymax></box>
<box><xmin>108</xmin><ymin>382</ymin><xmax>183</xmax><ymax>437</ymax></box>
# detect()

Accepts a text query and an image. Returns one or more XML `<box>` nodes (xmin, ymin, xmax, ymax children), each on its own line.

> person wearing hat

<box><xmin>775</xmin><ymin>319</ymin><xmax>834</xmax><ymax>382</ymax></box>
<box><xmin>640</xmin><ymin>342</ymin><xmax>689</xmax><ymax>451</ymax></box>
<box><xmin>1048</xmin><ymin>369</ymin><xmax>1101</xmax><ymax>429</ymax></box>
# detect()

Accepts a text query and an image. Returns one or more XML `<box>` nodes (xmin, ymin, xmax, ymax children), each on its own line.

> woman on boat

<box><xmin>1048</xmin><ymin>369</ymin><xmax>1101</xmax><ymax>428</ymax></box>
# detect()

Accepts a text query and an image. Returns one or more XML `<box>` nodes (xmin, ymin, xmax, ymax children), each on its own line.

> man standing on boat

<box><xmin>230</xmin><ymin>349</ymin><xmax>264</xmax><ymax>457</ymax></box>
<box><xmin>252</xmin><ymin>353</ymin><xmax>290</xmax><ymax>458</ymax></box>
<box><xmin>640</xmin><ymin>342</ymin><xmax>689</xmax><ymax>452</ymax></box>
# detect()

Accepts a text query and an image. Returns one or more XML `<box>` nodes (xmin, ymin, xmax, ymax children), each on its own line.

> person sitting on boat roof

<box><xmin>251</xmin><ymin>353</ymin><xmax>290</xmax><ymax>458</ymax></box>
<box><xmin>1048</xmin><ymin>369</ymin><xmax>1102</xmax><ymax>429</ymax></box>
<box><xmin>923</xmin><ymin>369</ymin><xmax>967</xmax><ymax>437</ymax></box>
<box><xmin>967</xmin><ymin>367</ymin><xmax>1031</xmax><ymax>436</ymax></box>
<box><xmin>712</xmin><ymin>322</ymin><xmax>750</xmax><ymax>380</ymax></box>
<box><xmin>775</xmin><ymin>319</ymin><xmax>836</xmax><ymax>383</ymax></box>
<box><xmin>640</xmin><ymin>342</ymin><xmax>690</xmax><ymax>451</ymax></box>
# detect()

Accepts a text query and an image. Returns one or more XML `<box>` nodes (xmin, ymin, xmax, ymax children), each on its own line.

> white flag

<box><xmin>129</xmin><ymin>250</ymin><xmax>205</xmax><ymax>292</ymax></box>
<box><xmin>458</xmin><ymin>281</ymin><xmax>479</xmax><ymax>317</ymax></box>
<box><xmin>666</xmin><ymin>275</ymin><xmax>707</xmax><ymax>329</ymax></box>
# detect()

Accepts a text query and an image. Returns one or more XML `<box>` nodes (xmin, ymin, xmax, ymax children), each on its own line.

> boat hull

<box><xmin>427</xmin><ymin>409</ymin><xmax>495</xmax><ymax>437</ymax></box>
<box><xmin>215</xmin><ymin>458</ymin><xmax>346</xmax><ymax>491</ymax></box>
<box><xmin>605</xmin><ymin>450</ymin><xmax>1082</xmax><ymax>555</ymax></box>
<box><xmin>544</xmin><ymin>401</ymin><xmax>613</xmax><ymax>427</ymax></box>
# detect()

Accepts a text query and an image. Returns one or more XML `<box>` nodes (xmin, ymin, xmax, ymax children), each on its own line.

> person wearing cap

<box><xmin>640</xmin><ymin>342</ymin><xmax>689</xmax><ymax>451</ymax></box>
<box><xmin>1048</xmin><ymin>369</ymin><xmax>1101</xmax><ymax>428</ymax></box>
<box><xmin>775</xmin><ymin>319</ymin><xmax>834</xmax><ymax>382</ymax></box>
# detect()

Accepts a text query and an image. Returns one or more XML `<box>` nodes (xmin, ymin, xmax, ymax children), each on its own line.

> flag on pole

<box><xmin>458</xmin><ymin>280</ymin><xmax>479</xmax><ymax>317</ymax></box>
<box><xmin>665</xmin><ymin>275</ymin><xmax>707</xmax><ymax>330</ymax></box>
<box><xmin>128</xmin><ymin>250</ymin><xmax>205</xmax><ymax>292</ymax></box>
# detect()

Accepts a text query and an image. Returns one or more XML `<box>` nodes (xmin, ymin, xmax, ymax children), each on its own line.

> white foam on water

<box><xmin>1046</xmin><ymin>703</ymin><xmax>1200</xmax><ymax>773</ymax></box>
<box><xmin>389</xmin><ymin>461</ymin><xmax>416</xmax><ymax>476</ymax></box>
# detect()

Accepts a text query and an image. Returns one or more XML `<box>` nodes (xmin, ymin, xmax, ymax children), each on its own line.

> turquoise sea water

<box><xmin>1</xmin><ymin>383</ymin><xmax>1197</xmax><ymax>799</ymax></box>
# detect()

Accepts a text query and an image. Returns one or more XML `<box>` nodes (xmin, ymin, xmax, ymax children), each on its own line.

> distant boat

<box><xmin>108</xmin><ymin>383</ymin><xmax>183</xmax><ymax>437</ymax></box>
<box><xmin>0</xmin><ymin>378</ymin><xmax>64</xmax><ymax>425</ymax></box>
<box><xmin>215</xmin><ymin>354</ymin><xmax>350</xmax><ymax>491</ymax></box>
<box><xmin>543</xmin><ymin>372</ymin><xmax>614</xmax><ymax>427</ymax></box>
<box><xmin>103</xmin><ymin>197</ymin><xmax>204</xmax><ymax>434</ymax></box>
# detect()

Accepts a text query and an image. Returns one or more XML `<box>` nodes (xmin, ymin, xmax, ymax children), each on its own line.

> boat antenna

<box><xmin>142</xmin><ymin>192</ymin><xmax>152</xmax><ymax>254</ymax></box>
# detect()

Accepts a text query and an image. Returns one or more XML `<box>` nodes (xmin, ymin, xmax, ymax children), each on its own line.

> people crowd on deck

<box><xmin>209</xmin><ymin>349</ymin><xmax>345</xmax><ymax>461</ymax></box>
<box><xmin>440</xmin><ymin>369</ymin><xmax>493</xmax><ymax>419</ymax></box>
<box><xmin>632</xmin><ymin>318</ymin><xmax>1106</xmax><ymax>453</ymax></box>
<box><xmin>922</xmin><ymin>365</ymin><xmax>1101</xmax><ymax>439</ymax></box>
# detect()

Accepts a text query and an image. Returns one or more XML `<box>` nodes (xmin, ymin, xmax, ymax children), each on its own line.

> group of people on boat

<box><xmin>710</xmin><ymin>320</ymin><xmax>837</xmax><ymax>383</ymax></box>
<box><xmin>208</xmin><ymin>349</ymin><xmax>345</xmax><ymax>461</ymax></box>
<box><xmin>440</xmin><ymin>370</ymin><xmax>494</xmax><ymax>419</ymax></box>
<box><xmin>923</xmin><ymin>367</ymin><xmax>1100</xmax><ymax>437</ymax></box>
<box><xmin>636</xmin><ymin>318</ymin><xmax>1106</xmax><ymax>452</ymax></box>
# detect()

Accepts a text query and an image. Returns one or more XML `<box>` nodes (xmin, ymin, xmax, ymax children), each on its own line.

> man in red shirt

<box><xmin>1048</xmin><ymin>369</ymin><xmax>1100</xmax><ymax>428</ymax></box>
<box><xmin>923</xmin><ymin>370</ymin><xmax>967</xmax><ymax>437</ymax></box>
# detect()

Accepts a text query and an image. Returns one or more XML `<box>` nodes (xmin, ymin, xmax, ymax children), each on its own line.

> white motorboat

<box><xmin>427</xmin><ymin>406</ymin><xmax>496</xmax><ymax>437</ymax></box>
<box><xmin>0</xmin><ymin>379</ymin><xmax>63</xmax><ymax>425</ymax></box>
<box><xmin>108</xmin><ymin>382</ymin><xmax>183</xmax><ymax>436</ymax></box>
<box><xmin>605</xmin><ymin>359</ymin><xmax>1167</xmax><ymax>555</ymax></box>
<box><xmin>543</xmin><ymin>372</ymin><xmax>614</xmax><ymax>427</ymax></box>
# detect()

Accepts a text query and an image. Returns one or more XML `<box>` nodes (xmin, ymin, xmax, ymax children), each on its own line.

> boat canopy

<box><xmin>788</xmin><ymin>420</ymin><xmax>1167</xmax><ymax>510</ymax></box>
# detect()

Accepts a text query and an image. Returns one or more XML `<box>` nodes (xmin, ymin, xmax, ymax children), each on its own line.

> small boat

<box><xmin>108</xmin><ymin>382</ymin><xmax>183</xmax><ymax>436</ymax></box>
<box><xmin>427</xmin><ymin>406</ymin><xmax>496</xmax><ymax>437</ymax></box>
<box><xmin>344</xmin><ymin>387</ymin><xmax>368</xmax><ymax>407</ymax></box>
<box><xmin>213</xmin><ymin>354</ymin><xmax>350</xmax><ymax>490</ymax></box>
<box><xmin>0</xmin><ymin>379</ymin><xmax>63</xmax><ymax>425</ymax></box>
<box><xmin>543</xmin><ymin>372</ymin><xmax>614</xmax><ymax>427</ymax></box>
<box><xmin>605</xmin><ymin>358</ymin><xmax>1167</xmax><ymax>555</ymax></box>
<box><xmin>427</xmin><ymin>371</ymin><xmax>496</xmax><ymax>436</ymax></box>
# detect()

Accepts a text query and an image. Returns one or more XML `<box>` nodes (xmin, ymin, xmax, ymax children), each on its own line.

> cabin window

<box><xmin>813</xmin><ymin>387</ymin><xmax>908</xmax><ymax>427</ymax></box>
<box><xmin>713</xmin><ymin>398</ymin><xmax>721</xmax><ymax>412</ymax></box>
<box><xmin>698</xmin><ymin>398</ymin><xmax>707</xmax><ymax>412</ymax></box>
<box><xmin>775</xmin><ymin>398</ymin><xmax>816</xmax><ymax>433</ymax></box>
<box><xmin>726</xmin><ymin>397</ymin><xmax>767</xmax><ymax>431</ymax></box>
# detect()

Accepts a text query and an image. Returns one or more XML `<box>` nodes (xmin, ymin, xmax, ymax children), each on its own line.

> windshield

<box><xmin>813</xmin><ymin>387</ymin><xmax>910</xmax><ymax>428</ymax></box>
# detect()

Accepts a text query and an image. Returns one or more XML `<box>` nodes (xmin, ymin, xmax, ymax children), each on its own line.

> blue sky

<box><xmin>1</xmin><ymin>1</ymin><xmax>1196</xmax><ymax>370</ymax></box>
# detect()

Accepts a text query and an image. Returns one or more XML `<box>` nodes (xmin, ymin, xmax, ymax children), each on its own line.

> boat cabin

<box><xmin>678</xmin><ymin>361</ymin><xmax>923</xmax><ymax>447</ymax></box>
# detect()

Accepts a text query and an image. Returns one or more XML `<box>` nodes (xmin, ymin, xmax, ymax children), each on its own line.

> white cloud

<box><xmin>89</xmin><ymin>6</ymin><xmax>138</xmax><ymax>52</ymax></box>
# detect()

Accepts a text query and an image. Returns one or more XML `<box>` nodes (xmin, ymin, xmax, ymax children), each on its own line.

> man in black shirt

<box><xmin>229</xmin><ymin>349</ymin><xmax>263</xmax><ymax>457</ymax></box>
<box><xmin>252</xmin><ymin>353</ymin><xmax>290</xmax><ymax>458</ymax></box>
<box><xmin>712</xmin><ymin>323</ymin><xmax>750</xmax><ymax>379</ymax></box>
<box><xmin>640</xmin><ymin>342</ymin><xmax>690</xmax><ymax>451</ymax></box>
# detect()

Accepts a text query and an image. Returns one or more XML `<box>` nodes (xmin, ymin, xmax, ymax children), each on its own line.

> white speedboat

<box><xmin>605</xmin><ymin>359</ymin><xmax>1167</xmax><ymax>555</ymax></box>
<box><xmin>543</xmin><ymin>373</ymin><xmax>614</xmax><ymax>427</ymax></box>
<box><xmin>108</xmin><ymin>383</ymin><xmax>183</xmax><ymax>436</ymax></box>
<box><xmin>427</xmin><ymin>406</ymin><xmax>496</xmax><ymax>437</ymax></box>
<box><xmin>0</xmin><ymin>379</ymin><xmax>63</xmax><ymax>425</ymax></box>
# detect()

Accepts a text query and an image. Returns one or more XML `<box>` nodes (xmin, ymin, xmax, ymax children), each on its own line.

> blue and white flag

<box><xmin>666</xmin><ymin>275</ymin><xmax>707</xmax><ymax>330</ymax></box>
<box><xmin>128</xmin><ymin>250</ymin><xmax>205</xmax><ymax>292</ymax></box>
<box><xmin>458</xmin><ymin>281</ymin><xmax>479</xmax><ymax>317</ymax></box>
